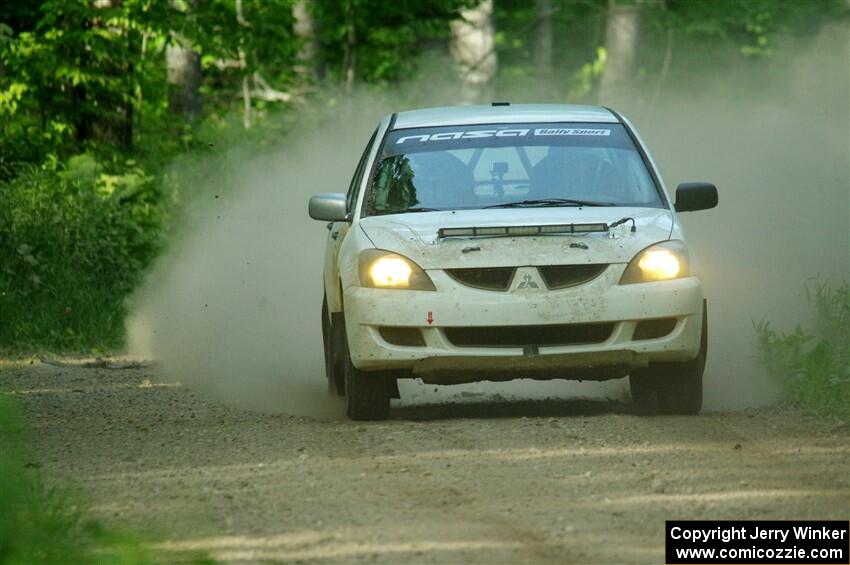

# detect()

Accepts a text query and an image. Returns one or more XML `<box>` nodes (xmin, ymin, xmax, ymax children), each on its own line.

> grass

<box><xmin>0</xmin><ymin>109</ymin><xmax>298</xmax><ymax>356</ymax></box>
<box><xmin>0</xmin><ymin>156</ymin><xmax>164</xmax><ymax>355</ymax></box>
<box><xmin>0</xmin><ymin>396</ymin><xmax>212</xmax><ymax>564</ymax></box>
<box><xmin>755</xmin><ymin>281</ymin><xmax>850</xmax><ymax>421</ymax></box>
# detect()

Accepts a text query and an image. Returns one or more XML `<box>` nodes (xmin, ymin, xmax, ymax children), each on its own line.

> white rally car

<box><xmin>309</xmin><ymin>104</ymin><xmax>717</xmax><ymax>420</ymax></box>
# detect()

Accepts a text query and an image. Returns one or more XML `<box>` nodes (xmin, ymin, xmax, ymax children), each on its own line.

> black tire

<box><xmin>628</xmin><ymin>369</ymin><xmax>658</xmax><ymax>414</ymax></box>
<box><xmin>342</xmin><ymin>329</ymin><xmax>391</xmax><ymax>421</ymax></box>
<box><xmin>321</xmin><ymin>296</ymin><xmax>344</xmax><ymax>396</ymax></box>
<box><xmin>629</xmin><ymin>301</ymin><xmax>707</xmax><ymax>415</ymax></box>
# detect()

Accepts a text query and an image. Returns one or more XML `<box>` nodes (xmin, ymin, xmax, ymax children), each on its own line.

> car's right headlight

<box><xmin>358</xmin><ymin>249</ymin><xmax>436</xmax><ymax>290</ymax></box>
<box><xmin>620</xmin><ymin>240</ymin><xmax>690</xmax><ymax>284</ymax></box>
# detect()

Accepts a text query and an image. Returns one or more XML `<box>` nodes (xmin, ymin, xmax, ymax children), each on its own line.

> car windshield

<box><xmin>364</xmin><ymin>122</ymin><xmax>664</xmax><ymax>216</ymax></box>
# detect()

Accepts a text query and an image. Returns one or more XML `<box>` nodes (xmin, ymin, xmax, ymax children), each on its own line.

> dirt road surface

<box><xmin>2</xmin><ymin>359</ymin><xmax>848</xmax><ymax>563</ymax></box>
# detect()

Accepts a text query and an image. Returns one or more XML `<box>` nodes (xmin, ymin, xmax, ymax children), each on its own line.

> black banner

<box><xmin>666</xmin><ymin>521</ymin><xmax>849</xmax><ymax>564</ymax></box>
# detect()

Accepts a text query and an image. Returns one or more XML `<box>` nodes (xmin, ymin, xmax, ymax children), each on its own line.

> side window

<box><xmin>346</xmin><ymin>129</ymin><xmax>378</xmax><ymax>214</ymax></box>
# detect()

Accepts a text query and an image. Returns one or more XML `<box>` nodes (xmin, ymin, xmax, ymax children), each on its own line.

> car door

<box><xmin>323</xmin><ymin>128</ymin><xmax>378</xmax><ymax>313</ymax></box>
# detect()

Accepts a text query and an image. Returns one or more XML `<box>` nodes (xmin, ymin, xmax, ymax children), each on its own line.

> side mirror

<box><xmin>308</xmin><ymin>193</ymin><xmax>348</xmax><ymax>222</ymax></box>
<box><xmin>675</xmin><ymin>182</ymin><xmax>718</xmax><ymax>212</ymax></box>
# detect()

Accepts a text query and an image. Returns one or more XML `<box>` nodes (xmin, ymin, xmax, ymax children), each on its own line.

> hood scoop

<box><xmin>438</xmin><ymin>222</ymin><xmax>609</xmax><ymax>239</ymax></box>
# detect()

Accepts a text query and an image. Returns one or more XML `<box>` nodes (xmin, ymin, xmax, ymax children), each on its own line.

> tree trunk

<box><xmin>293</xmin><ymin>0</ymin><xmax>323</xmax><ymax>83</ymax></box>
<box><xmin>450</xmin><ymin>0</ymin><xmax>497</xmax><ymax>104</ymax></box>
<box><xmin>341</xmin><ymin>1</ymin><xmax>357</xmax><ymax>91</ymax></box>
<box><xmin>166</xmin><ymin>36</ymin><xmax>202</xmax><ymax>121</ymax></box>
<box><xmin>533</xmin><ymin>0</ymin><xmax>553</xmax><ymax>78</ymax></box>
<box><xmin>235</xmin><ymin>0</ymin><xmax>251</xmax><ymax>128</ymax></box>
<box><xmin>165</xmin><ymin>0</ymin><xmax>202</xmax><ymax>122</ymax></box>
<box><xmin>598</xmin><ymin>0</ymin><xmax>642</xmax><ymax>105</ymax></box>
<box><xmin>240</xmin><ymin>50</ymin><xmax>251</xmax><ymax>129</ymax></box>
<box><xmin>82</xmin><ymin>0</ymin><xmax>135</xmax><ymax>145</ymax></box>
<box><xmin>648</xmin><ymin>26</ymin><xmax>674</xmax><ymax>112</ymax></box>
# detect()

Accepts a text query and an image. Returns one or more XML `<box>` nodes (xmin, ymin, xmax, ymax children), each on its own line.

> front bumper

<box><xmin>343</xmin><ymin>265</ymin><xmax>704</xmax><ymax>383</ymax></box>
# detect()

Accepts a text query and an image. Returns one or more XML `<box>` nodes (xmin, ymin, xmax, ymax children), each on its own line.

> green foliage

<box><xmin>0</xmin><ymin>156</ymin><xmax>164</xmax><ymax>353</ymax></box>
<box><xmin>192</xmin><ymin>0</ymin><xmax>299</xmax><ymax>109</ymax></box>
<box><xmin>313</xmin><ymin>0</ymin><xmax>471</xmax><ymax>85</ymax></box>
<box><xmin>568</xmin><ymin>47</ymin><xmax>607</xmax><ymax>101</ymax></box>
<box><xmin>0</xmin><ymin>0</ymin><xmax>173</xmax><ymax>179</ymax></box>
<box><xmin>756</xmin><ymin>282</ymin><xmax>850</xmax><ymax>421</ymax></box>
<box><xmin>665</xmin><ymin>0</ymin><xmax>848</xmax><ymax>57</ymax></box>
<box><xmin>494</xmin><ymin>0</ymin><xmax>605</xmax><ymax>86</ymax></box>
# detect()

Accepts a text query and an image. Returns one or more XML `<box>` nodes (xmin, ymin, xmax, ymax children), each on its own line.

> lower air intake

<box><xmin>444</xmin><ymin>323</ymin><xmax>614</xmax><ymax>348</ymax></box>
<box><xmin>379</xmin><ymin>327</ymin><xmax>425</xmax><ymax>347</ymax></box>
<box><xmin>633</xmin><ymin>318</ymin><xmax>677</xmax><ymax>340</ymax></box>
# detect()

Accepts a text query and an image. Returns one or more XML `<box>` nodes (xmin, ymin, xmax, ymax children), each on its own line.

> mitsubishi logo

<box><xmin>516</xmin><ymin>272</ymin><xmax>539</xmax><ymax>290</ymax></box>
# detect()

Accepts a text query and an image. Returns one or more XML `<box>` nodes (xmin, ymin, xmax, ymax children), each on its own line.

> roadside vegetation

<box><xmin>0</xmin><ymin>396</ymin><xmax>144</xmax><ymax>564</ymax></box>
<box><xmin>756</xmin><ymin>282</ymin><xmax>850</xmax><ymax>421</ymax></box>
<box><xmin>0</xmin><ymin>156</ymin><xmax>164</xmax><ymax>353</ymax></box>
<box><xmin>0</xmin><ymin>396</ymin><xmax>212</xmax><ymax>564</ymax></box>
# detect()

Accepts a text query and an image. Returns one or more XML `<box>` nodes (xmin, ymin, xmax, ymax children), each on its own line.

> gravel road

<box><xmin>1</xmin><ymin>359</ymin><xmax>848</xmax><ymax>564</ymax></box>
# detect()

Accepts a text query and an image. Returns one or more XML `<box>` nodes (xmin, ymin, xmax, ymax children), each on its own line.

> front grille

<box><xmin>444</xmin><ymin>323</ymin><xmax>614</xmax><ymax>348</ymax></box>
<box><xmin>446</xmin><ymin>267</ymin><xmax>516</xmax><ymax>291</ymax></box>
<box><xmin>633</xmin><ymin>318</ymin><xmax>677</xmax><ymax>340</ymax></box>
<box><xmin>447</xmin><ymin>265</ymin><xmax>606</xmax><ymax>291</ymax></box>
<box><xmin>379</xmin><ymin>327</ymin><xmax>425</xmax><ymax>347</ymax></box>
<box><xmin>538</xmin><ymin>264</ymin><xmax>608</xmax><ymax>289</ymax></box>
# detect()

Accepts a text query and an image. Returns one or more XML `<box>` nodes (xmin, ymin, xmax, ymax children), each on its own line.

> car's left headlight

<box><xmin>620</xmin><ymin>240</ymin><xmax>690</xmax><ymax>284</ymax></box>
<box><xmin>358</xmin><ymin>249</ymin><xmax>436</xmax><ymax>290</ymax></box>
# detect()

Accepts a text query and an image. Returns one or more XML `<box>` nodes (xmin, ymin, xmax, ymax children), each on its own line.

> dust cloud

<box><xmin>626</xmin><ymin>25</ymin><xmax>850</xmax><ymax>410</ymax></box>
<box><xmin>125</xmin><ymin>106</ymin><xmax>383</xmax><ymax>417</ymax></box>
<box><xmin>127</xmin><ymin>24</ymin><xmax>848</xmax><ymax>415</ymax></box>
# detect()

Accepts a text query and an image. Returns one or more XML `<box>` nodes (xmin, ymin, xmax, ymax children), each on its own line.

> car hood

<box><xmin>358</xmin><ymin>207</ymin><xmax>674</xmax><ymax>269</ymax></box>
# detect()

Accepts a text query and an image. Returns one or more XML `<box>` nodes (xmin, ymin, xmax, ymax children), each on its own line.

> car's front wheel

<box><xmin>341</xmin><ymin>329</ymin><xmax>392</xmax><ymax>421</ymax></box>
<box><xmin>629</xmin><ymin>301</ymin><xmax>707</xmax><ymax>415</ymax></box>
<box><xmin>321</xmin><ymin>296</ymin><xmax>345</xmax><ymax>396</ymax></box>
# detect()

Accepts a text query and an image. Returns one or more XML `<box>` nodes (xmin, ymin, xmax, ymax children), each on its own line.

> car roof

<box><xmin>392</xmin><ymin>104</ymin><xmax>619</xmax><ymax>129</ymax></box>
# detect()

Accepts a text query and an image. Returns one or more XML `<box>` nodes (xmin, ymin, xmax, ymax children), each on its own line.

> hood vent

<box><xmin>438</xmin><ymin>223</ymin><xmax>608</xmax><ymax>239</ymax></box>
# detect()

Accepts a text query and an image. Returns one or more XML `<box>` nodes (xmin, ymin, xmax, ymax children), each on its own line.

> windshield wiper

<box><xmin>484</xmin><ymin>198</ymin><xmax>616</xmax><ymax>209</ymax></box>
<box><xmin>609</xmin><ymin>216</ymin><xmax>637</xmax><ymax>232</ymax></box>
